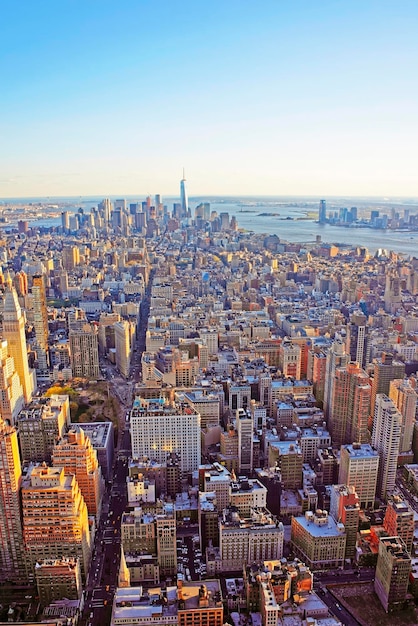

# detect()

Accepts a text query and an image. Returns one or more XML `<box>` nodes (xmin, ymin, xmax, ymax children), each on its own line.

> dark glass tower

<box><xmin>319</xmin><ymin>199</ymin><xmax>327</xmax><ymax>224</ymax></box>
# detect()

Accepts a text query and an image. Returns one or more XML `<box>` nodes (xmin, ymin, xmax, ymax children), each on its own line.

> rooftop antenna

<box><xmin>182</xmin><ymin>167</ymin><xmax>186</xmax><ymax>180</ymax></box>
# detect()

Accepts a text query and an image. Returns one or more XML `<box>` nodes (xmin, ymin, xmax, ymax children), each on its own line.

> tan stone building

<box><xmin>0</xmin><ymin>339</ymin><xmax>24</xmax><ymax>425</ymax></box>
<box><xmin>52</xmin><ymin>427</ymin><xmax>104</xmax><ymax>518</ymax></box>
<box><xmin>375</xmin><ymin>536</ymin><xmax>411</xmax><ymax>612</ymax></box>
<box><xmin>121</xmin><ymin>503</ymin><xmax>177</xmax><ymax>578</ymax></box>
<box><xmin>216</xmin><ymin>508</ymin><xmax>284</xmax><ymax>572</ymax></box>
<box><xmin>291</xmin><ymin>510</ymin><xmax>346</xmax><ymax>569</ymax></box>
<box><xmin>69</xmin><ymin>322</ymin><xmax>100</xmax><ymax>379</ymax></box>
<box><xmin>268</xmin><ymin>441</ymin><xmax>303</xmax><ymax>490</ymax></box>
<box><xmin>0</xmin><ymin>419</ymin><xmax>28</xmax><ymax>582</ymax></box>
<box><xmin>22</xmin><ymin>464</ymin><xmax>92</xmax><ymax>579</ymax></box>
<box><xmin>3</xmin><ymin>283</ymin><xmax>34</xmax><ymax>404</ymax></box>
<box><xmin>177</xmin><ymin>580</ymin><xmax>224</xmax><ymax>626</ymax></box>
<box><xmin>18</xmin><ymin>394</ymin><xmax>69</xmax><ymax>463</ymax></box>
<box><xmin>35</xmin><ymin>558</ymin><xmax>82</xmax><ymax>606</ymax></box>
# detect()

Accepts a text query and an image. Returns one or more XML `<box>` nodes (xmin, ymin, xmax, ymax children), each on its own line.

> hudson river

<box><xmin>10</xmin><ymin>195</ymin><xmax>418</xmax><ymax>257</ymax></box>
<box><xmin>209</xmin><ymin>201</ymin><xmax>418</xmax><ymax>257</ymax></box>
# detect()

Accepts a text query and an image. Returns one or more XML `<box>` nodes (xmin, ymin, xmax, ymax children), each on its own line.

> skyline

<box><xmin>1</xmin><ymin>1</ymin><xmax>418</xmax><ymax>197</ymax></box>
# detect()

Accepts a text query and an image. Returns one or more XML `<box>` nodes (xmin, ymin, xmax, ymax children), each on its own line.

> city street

<box><xmin>79</xmin><ymin>273</ymin><xmax>150</xmax><ymax>626</ymax></box>
<box><xmin>81</xmin><ymin>376</ymin><xmax>132</xmax><ymax>626</ymax></box>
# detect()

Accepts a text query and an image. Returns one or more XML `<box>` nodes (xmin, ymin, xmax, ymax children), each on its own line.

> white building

<box><xmin>130</xmin><ymin>397</ymin><xmax>201</xmax><ymax>474</ymax></box>
<box><xmin>339</xmin><ymin>443</ymin><xmax>379</xmax><ymax>509</ymax></box>
<box><xmin>372</xmin><ymin>394</ymin><xmax>402</xmax><ymax>500</ymax></box>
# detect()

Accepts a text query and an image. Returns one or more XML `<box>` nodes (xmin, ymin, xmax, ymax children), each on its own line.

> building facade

<box><xmin>339</xmin><ymin>443</ymin><xmax>379</xmax><ymax>509</ymax></box>
<box><xmin>374</xmin><ymin>536</ymin><xmax>411</xmax><ymax>612</ymax></box>
<box><xmin>291</xmin><ymin>510</ymin><xmax>346</xmax><ymax>570</ymax></box>
<box><xmin>21</xmin><ymin>464</ymin><xmax>92</xmax><ymax>579</ymax></box>
<box><xmin>130</xmin><ymin>397</ymin><xmax>201</xmax><ymax>474</ymax></box>
<box><xmin>372</xmin><ymin>394</ymin><xmax>402</xmax><ymax>500</ymax></box>
<box><xmin>0</xmin><ymin>419</ymin><xmax>27</xmax><ymax>582</ymax></box>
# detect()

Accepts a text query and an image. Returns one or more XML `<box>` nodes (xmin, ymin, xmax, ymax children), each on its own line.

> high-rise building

<box><xmin>199</xmin><ymin>328</ymin><xmax>218</xmax><ymax>356</ymax></box>
<box><xmin>389</xmin><ymin>379</ymin><xmax>417</xmax><ymax>454</ymax></box>
<box><xmin>98</xmin><ymin>198</ymin><xmax>112</xmax><ymax>223</ymax></box>
<box><xmin>219</xmin><ymin>212</ymin><xmax>230</xmax><ymax>230</ymax></box>
<box><xmin>279</xmin><ymin>340</ymin><xmax>301</xmax><ymax>380</ymax></box>
<box><xmin>130</xmin><ymin>396</ymin><xmax>201</xmax><ymax>474</ymax></box>
<box><xmin>181</xmin><ymin>391</ymin><xmax>220</xmax><ymax>429</ymax></box>
<box><xmin>268</xmin><ymin>441</ymin><xmax>303</xmax><ymax>490</ymax></box>
<box><xmin>14</xmin><ymin>270</ymin><xmax>28</xmax><ymax>296</ymax></box>
<box><xmin>299</xmin><ymin>426</ymin><xmax>331</xmax><ymax>463</ymax></box>
<box><xmin>52</xmin><ymin>428</ymin><xmax>104</xmax><ymax>519</ymax></box>
<box><xmin>17</xmin><ymin>394</ymin><xmax>69</xmax><ymax>463</ymax></box>
<box><xmin>3</xmin><ymin>282</ymin><xmax>34</xmax><ymax>403</ymax></box>
<box><xmin>323</xmin><ymin>336</ymin><xmax>350</xmax><ymax>421</ymax></box>
<box><xmin>346</xmin><ymin>310</ymin><xmax>369</xmax><ymax>367</ymax></box>
<box><xmin>32</xmin><ymin>275</ymin><xmax>48</xmax><ymax>350</ymax></box>
<box><xmin>370</xmin><ymin>353</ymin><xmax>405</xmax><ymax>422</ymax></box>
<box><xmin>69</xmin><ymin>322</ymin><xmax>100</xmax><ymax>379</ymax></box>
<box><xmin>199</xmin><ymin>492</ymin><xmax>219</xmax><ymax>552</ymax></box>
<box><xmin>35</xmin><ymin>558</ymin><xmax>82</xmax><ymax>606</ymax></box>
<box><xmin>58</xmin><ymin>270</ymin><xmax>68</xmax><ymax>296</ymax></box>
<box><xmin>0</xmin><ymin>339</ymin><xmax>25</xmax><ymax>425</ymax></box>
<box><xmin>316</xmin><ymin>448</ymin><xmax>338</xmax><ymax>486</ymax></box>
<box><xmin>236</xmin><ymin>409</ymin><xmax>253</xmax><ymax>473</ymax></box>
<box><xmin>328</xmin><ymin>361</ymin><xmax>371</xmax><ymax>446</ymax></box>
<box><xmin>329</xmin><ymin>485</ymin><xmax>360</xmax><ymax>559</ymax></box>
<box><xmin>218</xmin><ymin>426</ymin><xmax>239</xmax><ymax>472</ymax></box>
<box><xmin>339</xmin><ymin>443</ymin><xmax>379</xmax><ymax>509</ymax></box>
<box><xmin>155</xmin><ymin>503</ymin><xmax>177</xmax><ymax>576</ymax></box>
<box><xmin>384</xmin><ymin>271</ymin><xmax>402</xmax><ymax>314</ymax></box>
<box><xmin>61</xmin><ymin>211</ymin><xmax>70</xmax><ymax>231</ymax></box>
<box><xmin>200</xmin><ymin>463</ymin><xmax>232</xmax><ymax>512</ymax></box>
<box><xmin>229</xmin><ymin>382</ymin><xmax>251</xmax><ymax>412</ymax></box>
<box><xmin>374</xmin><ymin>536</ymin><xmax>411</xmax><ymax>612</ymax></box>
<box><xmin>307</xmin><ymin>348</ymin><xmax>327</xmax><ymax>406</ymax></box>
<box><xmin>0</xmin><ymin>419</ymin><xmax>27</xmax><ymax>582</ymax></box>
<box><xmin>114</xmin><ymin>320</ymin><xmax>131</xmax><ymax>379</ymax></box>
<box><xmin>218</xmin><ymin>508</ymin><xmax>284</xmax><ymax>572</ymax></box>
<box><xmin>180</xmin><ymin>170</ymin><xmax>188</xmax><ymax>218</ymax></box>
<box><xmin>291</xmin><ymin>510</ymin><xmax>346</xmax><ymax>570</ymax></box>
<box><xmin>372</xmin><ymin>394</ymin><xmax>402</xmax><ymax>500</ymax></box>
<box><xmin>62</xmin><ymin>246</ymin><xmax>80</xmax><ymax>270</ymax></box>
<box><xmin>22</xmin><ymin>464</ymin><xmax>92</xmax><ymax>579</ymax></box>
<box><xmin>32</xmin><ymin>274</ymin><xmax>50</xmax><ymax>377</ymax></box>
<box><xmin>318</xmin><ymin>199</ymin><xmax>327</xmax><ymax>224</ymax></box>
<box><xmin>18</xmin><ymin>220</ymin><xmax>29</xmax><ymax>233</ymax></box>
<box><xmin>75</xmin><ymin>421</ymin><xmax>114</xmax><ymax>481</ymax></box>
<box><xmin>229</xmin><ymin>477</ymin><xmax>267</xmax><ymax>517</ymax></box>
<box><xmin>383</xmin><ymin>497</ymin><xmax>414</xmax><ymax>555</ymax></box>
<box><xmin>250</xmin><ymin>400</ymin><xmax>267</xmax><ymax>431</ymax></box>
<box><xmin>121</xmin><ymin>503</ymin><xmax>177</xmax><ymax>577</ymax></box>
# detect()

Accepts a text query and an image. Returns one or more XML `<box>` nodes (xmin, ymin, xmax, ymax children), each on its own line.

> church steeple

<box><xmin>118</xmin><ymin>545</ymin><xmax>131</xmax><ymax>588</ymax></box>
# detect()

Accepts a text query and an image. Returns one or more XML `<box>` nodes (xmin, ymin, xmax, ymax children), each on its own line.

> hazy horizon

<box><xmin>2</xmin><ymin>193</ymin><xmax>418</xmax><ymax>206</ymax></box>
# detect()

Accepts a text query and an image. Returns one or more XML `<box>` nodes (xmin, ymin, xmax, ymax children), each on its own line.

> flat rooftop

<box><xmin>76</xmin><ymin>421</ymin><xmax>112</xmax><ymax>447</ymax></box>
<box><xmin>293</xmin><ymin>514</ymin><xmax>345</xmax><ymax>538</ymax></box>
<box><xmin>342</xmin><ymin>443</ymin><xmax>379</xmax><ymax>459</ymax></box>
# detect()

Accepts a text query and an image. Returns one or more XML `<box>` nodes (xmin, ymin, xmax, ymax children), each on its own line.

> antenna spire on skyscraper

<box><xmin>180</xmin><ymin>168</ymin><xmax>188</xmax><ymax>218</ymax></box>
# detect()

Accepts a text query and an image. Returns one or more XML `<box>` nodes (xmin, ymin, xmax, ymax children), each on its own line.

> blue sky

<box><xmin>1</xmin><ymin>0</ymin><xmax>417</xmax><ymax>198</ymax></box>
